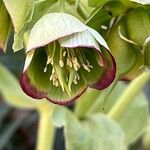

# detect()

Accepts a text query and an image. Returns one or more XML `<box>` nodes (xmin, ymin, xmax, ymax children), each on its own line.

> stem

<box><xmin>36</xmin><ymin>105</ymin><xmax>55</xmax><ymax>150</ymax></box>
<box><xmin>108</xmin><ymin>71</ymin><xmax>150</xmax><ymax>119</ymax></box>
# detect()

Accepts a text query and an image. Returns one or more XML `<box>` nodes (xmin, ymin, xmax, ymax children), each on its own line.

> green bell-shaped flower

<box><xmin>20</xmin><ymin>13</ymin><xmax>116</xmax><ymax>105</ymax></box>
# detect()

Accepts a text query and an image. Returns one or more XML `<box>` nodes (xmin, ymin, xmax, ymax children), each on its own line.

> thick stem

<box><xmin>108</xmin><ymin>71</ymin><xmax>150</xmax><ymax>119</ymax></box>
<box><xmin>36</xmin><ymin>105</ymin><xmax>55</xmax><ymax>150</ymax></box>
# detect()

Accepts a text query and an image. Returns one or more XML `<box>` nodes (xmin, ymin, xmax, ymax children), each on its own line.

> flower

<box><xmin>0</xmin><ymin>1</ymin><xmax>11</xmax><ymax>52</ymax></box>
<box><xmin>20</xmin><ymin>13</ymin><xmax>116</xmax><ymax>105</ymax></box>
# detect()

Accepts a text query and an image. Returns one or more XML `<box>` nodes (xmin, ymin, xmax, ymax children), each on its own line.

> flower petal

<box><xmin>90</xmin><ymin>49</ymin><xmax>116</xmax><ymax>90</ymax></box>
<box><xmin>87</xmin><ymin>27</ymin><xmax>110</xmax><ymax>50</ymax></box>
<box><xmin>27</xmin><ymin>13</ymin><xmax>87</xmax><ymax>52</ymax></box>
<box><xmin>130</xmin><ymin>0</ymin><xmax>150</xmax><ymax>5</ymax></box>
<box><xmin>122</xmin><ymin>51</ymin><xmax>144</xmax><ymax>80</ymax></box>
<box><xmin>59</xmin><ymin>30</ymin><xmax>100</xmax><ymax>51</ymax></box>
<box><xmin>20</xmin><ymin>48</ymin><xmax>88</xmax><ymax>105</ymax></box>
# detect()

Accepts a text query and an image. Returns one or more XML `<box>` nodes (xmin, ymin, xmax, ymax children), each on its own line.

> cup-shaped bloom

<box><xmin>0</xmin><ymin>1</ymin><xmax>11</xmax><ymax>52</ymax></box>
<box><xmin>20</xmin><ymin>13</ymin><xmax>116</xmax><ymax>105</ymax></box>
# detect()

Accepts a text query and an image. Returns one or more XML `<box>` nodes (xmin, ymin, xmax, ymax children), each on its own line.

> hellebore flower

<box><xmin>0</xmin><ymin>1</ymin><xmax>11</xmax><ymax>52</ymax></box>
<box><xmin>20</xmin><ymin>13</ymin><xmax>116</xmax><ymax>105</ymax></box>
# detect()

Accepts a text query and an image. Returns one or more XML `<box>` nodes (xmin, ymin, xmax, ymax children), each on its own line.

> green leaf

<box><xmin>86</xmin><ymin>7</ymin><xmax>111</xmax><ymax>31</ymax></box>
<box><xmin>75</xmin><ymin>80</ymin><xmax>149</xmax><ymax>144</ymax></box>
<box><xmin>117</xmin><ymin>90</ymin><xmax>149</xmax><ymax>144</ymax></box>
<box><xmin>3</xmin><ymin>0</ymin><xmax>58</xmax><ymax>51</ymax></box>
<box><xmin>0</xmin><ymin>1</ymin><xmax>11</xmax><ymax>52</ymax></box>
<box><xmin>3</xmin><ymin>0</ymin><xmax>39</xmax><ymax>51</ymax></box>
<box><xmin>88</xmin><ymin>0</ymin><xmax>110</xmax><ymax>7</ymax></box>
<box><xmin>90</xmin><ymin>82</ymin><xmax>149</xmax><ymax>144</ymax></box>
<box><xmin>0</xmin><ymin>63</ymin><xmax>37</xmax><ymax>108</ymax></box>
<box><xmin>53</xmin><ymin>108</ymin><xmax>126</xmax><ymax>150</ymax></box>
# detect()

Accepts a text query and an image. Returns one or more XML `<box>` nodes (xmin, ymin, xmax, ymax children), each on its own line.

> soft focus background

<box><xmin>0</xmin><ymin>35</ymin><xmax>150</xmax><ymax>150</ymax></box>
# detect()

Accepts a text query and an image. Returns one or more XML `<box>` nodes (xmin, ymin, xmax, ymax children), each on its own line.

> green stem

<box><xmin>36</xmin><ymin>105</ymin><xmax>55</xmax><ymax>150</ymax></box>
<box><xmin>108</xmin><ymin>71</ymin><xmax>150</xmax><ymax>119</ymax></box>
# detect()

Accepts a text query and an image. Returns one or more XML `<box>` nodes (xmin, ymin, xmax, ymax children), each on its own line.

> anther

<box><xmin>59</xmin><ymin>60</ymin><xmax>64</xmax><ymax>67</ymax></box>
<box><xmin>63</xmin><ymin>51</ymin><xmax>66</xmax><ymax>57</ymax></box>
<box><xmin>82</xmin><ymin>64</ymin><xmax>90</xmax><ymax>72</ymax></box>
<box><xmin>44</xmin><ymin>66</ymin><xmax>47</xmax><ymax>73</ymax></box>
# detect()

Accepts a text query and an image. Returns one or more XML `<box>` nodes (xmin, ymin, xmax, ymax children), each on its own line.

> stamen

<box><xmin>82</xmin><ymin>64</ymin><xmax>90</xmax><ymax>72</ymax></box>
<box><xmin>86</xmin><ymin>60</ymin><xmax>93</xmax><ymax>68</ymax></box>
<box><xmin>76</xmin><ymin>73</ymin><xmax>80</xmax><ymax>80</ymax></box>
<box><xmin>63</xmin><ymin>51</ymin><xmax>66</xmax><ymax>57</ymax></box>
<box><xmin>44</xmin><ymin>67</ymin><xmax>47</xmax><ymax>73</ymax></box>
<box><xmin>73</xmin><ymin>75</ymin><xmax>77</xmax><ymax>84</ymax></box>
<box><xmin>59</xmin><ymin>60</ymin><xmax>64</xmax><ymax>67</ymax></box>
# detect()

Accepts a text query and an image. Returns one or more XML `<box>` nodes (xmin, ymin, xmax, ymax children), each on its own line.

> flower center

<box><xmin>44</xmin><ymin>42</ymin><xmax>93</xmax><ymax>93</ymax></box>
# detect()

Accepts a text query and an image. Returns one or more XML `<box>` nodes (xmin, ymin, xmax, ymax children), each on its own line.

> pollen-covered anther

<box><xmin>63</xmin><ymin>51</ymin><xmax>67</xmax><ymax>57</ymax></box>
<box><xmin>67</xmin><ymin>58</ymin><xmax>73</xmax><ymax>68</ymax></box>
<box><xmin>86</xmin><ymin>60</ymin><xmax>93</xmax><ymax>68</ymax></box>
<box><xmin>49</xmin><ymin>68</ymin><xmax>60</xmax><ymax>87</ymax></box>
<box><xmin>73</xmin><ymin>75</ymin><xmax>78</xmax><ymax>84</ymax></box>
<box><xmin>72</xmin><ymin>57</ymin><xmax>80</xmax><ymax>71</ymax></box>
<box><xmin>59</xmin><ymin>60</ymin><xmax>64</xmax><ymax>67</ymax></box>
<box><xmin>82</xmin><ymin>64</ymin><xmax>91</xmax><ymax>72</ymax></box>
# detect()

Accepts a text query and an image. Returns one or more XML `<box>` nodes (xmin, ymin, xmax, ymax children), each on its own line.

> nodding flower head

<box><xmin>20</xmin><ymin>13</ymin><xmax>116</xmax><ymax>105</ymax></box>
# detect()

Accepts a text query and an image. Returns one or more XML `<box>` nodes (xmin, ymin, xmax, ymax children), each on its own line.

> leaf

<box><xmin>75</xmin><ymin>79</ymin><xmax>149</xmax><ymax>144</ymax></box>
<box><xmin>117</xmin><ymin>91</ymin><xmax>149</xmax><ymax>144</ymax></box>
<box><xmin>27</xmin><ymin>13</ymin><xmax>87</xmax><ymax>51</ymax></box>
<box><xmin>88</xmin><ymin>0</ymin><xmax>110</xmax><ymax>7</ymax></box>
<box><xmin>3</xmin><ymin>0</ymin><xmax>39</xmax><ymax>51</ymax></box>
<box><xmin>0</xmin><ymin>63</ymin><xmax>37</xmax><ymax>108</ymax></box>
<box><xmin>86</xmin><ymin>7</ymin><xmax>111</xmax><ymax>31</ymax></box>
<box><xmin>0</xmin><ymin>1</ymin><xmax>11</xmax><ymax>52</ymax></box>
<box><xmin>3</xmin><ymin>0</ymin><xmax>58</xmax><ymax>51</ymax></box>
<box><xmin>52</xmin><ymin>108</ymin><xmax>126</xmax><ymax>150</ymax></box>
<box><xmin>89</xmin><ymin>82</ymin><xmax>149</xmax><ymax>144</ymax></box>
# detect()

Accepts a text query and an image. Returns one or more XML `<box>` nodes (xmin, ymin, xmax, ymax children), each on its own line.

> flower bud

<box><xmin>125</xmin><ymin>7</ymin><xmax>150</xmax><ymax>46</ymax></box>
<box><xmin>107</xmin><ymin>19</ymin><xmax>137</xmax><ymax>76</ymax></box>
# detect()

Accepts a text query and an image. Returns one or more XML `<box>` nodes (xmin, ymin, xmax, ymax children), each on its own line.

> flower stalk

<box><xmin>108</xmin><ymin>71</ymin><xmax>150</xmax><ymax>119</ymax></box>
<box><xmin>36</xmin><ymin>105</ymin><xmax>55</xmax><ymax>150</ymax></box>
